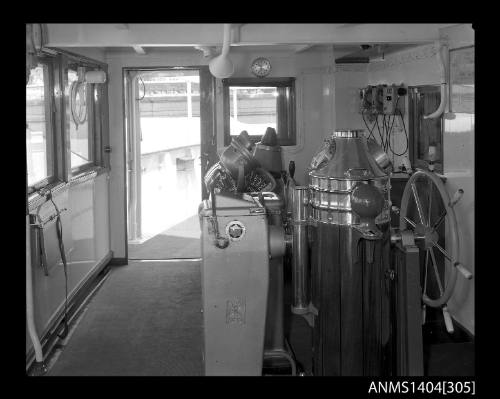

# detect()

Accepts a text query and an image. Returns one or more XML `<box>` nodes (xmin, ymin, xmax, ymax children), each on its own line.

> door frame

<box><xmin>122</xmin><ymin>66</ymin><xmax>216</xmax><ymax>250</ymax></box>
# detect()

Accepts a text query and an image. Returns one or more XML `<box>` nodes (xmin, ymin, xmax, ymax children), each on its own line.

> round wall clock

<box><xmin>251</xmin><ymin>57</ymin><xmax>272</xmax><ymax>77</ymax></box>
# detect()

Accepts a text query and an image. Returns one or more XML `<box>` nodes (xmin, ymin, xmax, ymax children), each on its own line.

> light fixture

<box><xmin>209</xmin><ymin>24</ymin><xmax>234</xmax><ymax>79</ymax></box>
<box><xmin>85</xmin><ymin>70</ymin><xmax>107</xmax><ymax>84</ymax></box>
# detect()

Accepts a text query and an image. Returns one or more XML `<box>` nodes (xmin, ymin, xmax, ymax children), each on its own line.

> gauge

<box><xmin>251</xmin><ymin>57</ymin><xmax>271</xmax><ymax>77</ymax></box>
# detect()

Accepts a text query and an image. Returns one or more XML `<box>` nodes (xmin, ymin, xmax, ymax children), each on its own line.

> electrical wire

<box><xmin>361</xmin><ymin>108</ymin><xmax>376</xmax><ymax>141</ymax></box>
<box><xmin>387</xmin><ymin>97</ymin><xmax>399</xmax><ymax>163</ymax></box>
<box><xmin>375</xmin><ymin>116</ymin><xmax>385</xmax><ymax>151</ymax></box>
<box><xmin>45</xmin><ymin>191</ymin><xmax>69</xmax><ymax>339</ymax></box>
<box><xmin>388</xmin><ymin>107</ymin><xmax>409</xmax><ymax>157</ymax></box>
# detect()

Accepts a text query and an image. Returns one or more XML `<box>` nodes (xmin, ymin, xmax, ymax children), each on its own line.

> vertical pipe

<box><xmin>291</xmin><ymin>186</ymin><xmax>310</xmax><ymax>314</ymax></box>
<box><xmin>26</xmin><ymin>214</ymin><xmax>44</xmax><ymax>366</ymax></box>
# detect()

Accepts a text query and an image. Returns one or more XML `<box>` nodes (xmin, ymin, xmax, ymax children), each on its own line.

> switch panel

<box><xmin>382</xmin><ymin>85</ymin><xmax>406</xmax><ymax>115</ymax></box>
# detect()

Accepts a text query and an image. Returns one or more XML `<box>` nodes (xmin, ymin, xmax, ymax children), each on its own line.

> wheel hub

<box><xmin>414</xmin><ymin>223</ymin><xmax>439</xmax><ymax>250</ymax></box>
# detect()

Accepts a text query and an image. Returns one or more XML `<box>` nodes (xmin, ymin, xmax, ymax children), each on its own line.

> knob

<box><xmin>449</xmin><ymin>189</ymin><xmax>464</xmax><ymax>207</ymax></box>
<box><xmin>442</xmin><ymin>306</ymin><xmax>454</xmax><ymax>334</ymax></box>
<box><xmin>454</xmin><ymin>262</ymin><xmax>473</xmax><ymax>280</ymax></box>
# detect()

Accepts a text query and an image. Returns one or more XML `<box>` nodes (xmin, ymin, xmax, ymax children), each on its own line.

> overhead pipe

<box><xmin>208</xmin><ymin>24</ymin><xmax>234</xmax><ymax>79</ymax></box>
<box><xmin>424</xmin><ymin>42</ymin><xmax>449</xmax><ymax>119</ymax></box>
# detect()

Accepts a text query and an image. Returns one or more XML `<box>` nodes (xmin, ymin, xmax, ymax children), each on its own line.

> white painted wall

<box><xmin>105</xmin><ymin>47</ymin><xmax>336</xmax><ymax>257</ymax></box>
<box><xmin>365</xmin><ymin>25</ymin><xmax>475</xmax><ymax>334</ymax></box>
<box><xmin>367</xmin><ymin>43</ymin><xmax>442</xmax><ymax>170</ymax></box>
<box><xmin>334</xmin><ymin>64</ymin><xmax>368</xmax><ymax>132</ymax></box>
<box><xmin>440</xmin><ymin>24</ymin><xmax>475</xmax><ymax>335</ymax></box>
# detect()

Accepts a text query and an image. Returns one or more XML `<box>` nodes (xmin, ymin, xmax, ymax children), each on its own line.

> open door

<box><xmin>125</xmin><ymin>67</ymin><xmax>216</xmax><ymax>259</ymax></box>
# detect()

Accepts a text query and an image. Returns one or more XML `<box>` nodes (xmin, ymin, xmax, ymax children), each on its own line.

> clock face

<box><xmin>251</xmin><ymin>57</ymin><xmax>271</xmax><ymax>77</ymax></box>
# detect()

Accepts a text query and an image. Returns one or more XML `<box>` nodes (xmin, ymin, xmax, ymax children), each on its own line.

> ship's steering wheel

<box><xmin>399</xmin><ymin>169</ymin><xmax>472</xmax><ymax>333</ymax></box>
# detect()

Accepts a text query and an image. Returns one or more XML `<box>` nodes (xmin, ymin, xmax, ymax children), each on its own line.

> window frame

<box><xmin>26</xmin><ymin>55</ymin><xmax>57</xmax><ymax>194</ymax></box>
<box><xmin>65</xmin><ymin>60</ymin><xmax>100</xmax><ymax>176</ymax></box>
<box><xmin>26</xmin><ymin>48</ymin><xmax>109</xmax><ymax>200</ymax></box>
<box><xmin>222</xmin><ymin>77</ymin><xmax>296</xmax><ymax>146</ymax></box>
<box><xmin>408</xmin><ymin>85</ymin><xmax>444</xmax><ymax>173</ymax></box>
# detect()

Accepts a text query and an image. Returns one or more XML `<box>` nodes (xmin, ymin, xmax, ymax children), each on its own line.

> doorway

<box><xmin>124</xmin><ymin>67</ymin><xmax>216</xmax><ymax>260</ymax></box>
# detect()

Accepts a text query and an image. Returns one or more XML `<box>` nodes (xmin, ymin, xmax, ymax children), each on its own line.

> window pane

<box><xmin>229</xmin><ymin>86</ymin><xmax>277</xmax><ymax>137</ymax></box>
<box><xmin>26</xmin><ymin>64</ymin><xmax>53</xmax><ymax>186</ymax></box>
<box><xmin>138</xmin><ymin>73</ymin><xmax>200</xmax><ymax>118</ymax></box>
<box><xmin>68</xmin><ymin>69</ymin><xmax>92</xmax><ymax>168</ymax></box>
<box><xmin>418</xmin><ymin>91</ymin><xmax>442</xmax><ymax>164</ymax></box>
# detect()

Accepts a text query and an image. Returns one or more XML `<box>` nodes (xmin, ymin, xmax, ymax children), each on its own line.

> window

<box><xmin>223</xmin><ymin>78</ymin><xmax>296</xmax><ymax>146</ymax></box>
<box><xmin>68</xmin><ymin>67</ymin><xmax>94</xmax><ymax>170</ymax></box>
<box><xmin>409</xmin><ymin>85</ymin><xmax>443</xmax><ymax>173</ymax></box>
<box><xmin>26</xmin><ymin>61</ymin><xmax>54</xmax><ymax>187</ymax></box>
<box><xmin>26</xmin><ymin>48</ymin><xmax>108</xmax><ymax>196</ymax></box>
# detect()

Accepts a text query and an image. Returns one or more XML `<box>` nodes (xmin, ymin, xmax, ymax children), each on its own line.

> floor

<box><xmin>48</xmin><ymin>260</ymin><xmax>203</xmax><ymax>376</ymax></box>
<box><xmin>128</xmin><ymin>215</ymin><xmax>201</xmax><ymax>259</ymax></box>
<box><xmin>45</xmin><ymin>259</ymin><xmax>473</xmax><ymax>376</ymax></box>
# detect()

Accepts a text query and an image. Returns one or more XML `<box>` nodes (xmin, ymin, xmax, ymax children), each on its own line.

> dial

<box><xmin>251</xmin><ymin>57</ymin><xmax>271</xmax><ymax>77</ymax></box>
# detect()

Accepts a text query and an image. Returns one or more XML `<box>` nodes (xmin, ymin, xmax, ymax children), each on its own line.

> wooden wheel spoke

<box><xmin>404</xmin><ymin>216</ymin><xmax>417</xmax><ymax>228</ymax></box>
<box><xmin>432</xmin><ymin>210</ymin><xmax>447</xmax><ymax>231</ymax></box>
<box><xmin>433</xmin><ymin>242</ymin><xmax>452</xmax><ymax>263</ymax></box>
<box><xmin>411</xmin><ymin>182</ymin><xmax>427</xmax><ymax>225</ymax></box>
<box><xmin>429</xmin><ymin>247</ymin><xmax>445</xmax><ymax>295</ymax></box>
<box><xmin>427</xmin><ymin>180</ymin><xmax>433</xmax><ymax>226</ymax></box>
<box><xmin>423</xmin><ymin>249</ymin><xmax>430</xmax><ymax>294</ymax></box>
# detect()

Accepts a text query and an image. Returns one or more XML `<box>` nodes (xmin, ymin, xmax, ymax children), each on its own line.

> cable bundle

<box><xmin>361</xmin><ymin>96</ymin><xmax>409</xmax><ymax>163</ymax></box>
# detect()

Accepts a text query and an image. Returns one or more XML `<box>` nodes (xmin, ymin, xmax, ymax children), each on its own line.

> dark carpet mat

<box><xmin>425</xmin><ymin>342</ymin><xmax>475</xmax><ymax>376</ymax></box>
<box><xmin>48</xmin><ymin>261</ymin><xmax>203</xmax><ymax>376</ymax></box>
<box><xmin>128</xmin><ymin>215</ymin><xmax>201</xmax><ymax>259</ymax></box>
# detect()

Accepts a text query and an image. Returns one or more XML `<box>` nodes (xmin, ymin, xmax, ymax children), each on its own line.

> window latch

<box><xmin>104</xmin><ymin>146</ymin><xmax>112</xmax><ymax>153</ymax></box>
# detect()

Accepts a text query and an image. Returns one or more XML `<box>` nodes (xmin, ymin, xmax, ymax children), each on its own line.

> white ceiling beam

<box><xmin>45</xmin><ymin>23</ymin><xmax>454</xmax><ymax>48</ymax></box>
<box><xmin>194</xmin><ymin>45</ymin><xmax>216</xmax><ymax>58</ymax></box>
<box><xmin>294</xmin><ymin>44</ymin><xmax>315</xmax><ymax>53</ymax></box>
<box><xmin>132</xmin><ymin>45</ymin><xmax>146</xmax><ymax>55</ymax></box>
<box><xmin>231</xmin><ymin>24</ymin><xmax>244</xmax><ymax>43</ymax></box>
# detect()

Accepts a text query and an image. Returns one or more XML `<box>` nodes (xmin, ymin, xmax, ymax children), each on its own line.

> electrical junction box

<box><xmin>359</xmin><ymin>85</ymin><xmax>383</xmax><ymax>114</ymax></box>
<box><xmin>383</xmin><ymin>85</ymin><xmax>406</xmax><ymax>115</ymax></box>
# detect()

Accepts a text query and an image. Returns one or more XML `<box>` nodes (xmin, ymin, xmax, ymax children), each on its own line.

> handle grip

<box><xmin>455</xmin><ymin>262</ymin><xmax>473</xmax><ymax>280</ymax></box>
<box><xmin>289</xmin><ymin>161</ymin><xmax>295</xmax><ymax>179</ymax></box>
<box><xmin>449</xmin><ymin>189</ymin><xmax>464</xmax><ymax>207</ymax></box>
<box><xmin>442</xmin><ymin>306</ymin><xmax>454</xmax><ymax>334</ymax></box>
<box><xmin>422</xmin><ymin>304</ymin><xmax>426</xmax><ymax>325</ymax></box>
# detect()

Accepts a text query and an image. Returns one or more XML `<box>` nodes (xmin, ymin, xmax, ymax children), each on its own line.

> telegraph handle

<box><xmin>289</xmin><ymin>161</ymin><xmax>295</xmax><ymax>180</ymax></box>
<box><xmin>449</xmin><ymin>189</ymin><xmax>464</xmax><ymax>208</ymax></box>
<box><xmin>442</xmin><ymin>306</ymin><xmax>455</xmax><ymax>334</ymax></box>
<box><xmin>455</xmin><ymin>262</ymin><xmax>473</xmax><ymax>280</ymax></box>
